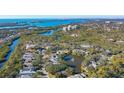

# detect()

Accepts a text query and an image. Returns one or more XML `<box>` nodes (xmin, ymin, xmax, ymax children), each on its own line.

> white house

<box><xmin>62</xmin><ymin>25</ymin><xmax>78</xmax><ymax>31</ymax></box>
<box><xmin>26</xmin><ymin>44</ymin><xmax>36</xmax><ymax>50</ymax></box>
<box><xmin>63</xmin><ymin>27</ymin><xmax>67</xmax><ymax>32</ymax></box>
<box><xmin>67</xmin><ymin>25</ymin><xmax>72</xmax><ymax>31</ymax></box>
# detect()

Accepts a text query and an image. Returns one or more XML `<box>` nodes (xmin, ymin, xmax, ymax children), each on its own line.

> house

<box><xmin>22</xmin><ymin>52</ymin><xmax>35</xmax><ymax>63</ymax></box>
<box><xmin>56</xmin><ymin>49</ymin><xmax>69</xmax><ymax>55</ymax></box>
<box><xmin>62</xmin><ymin>25</ymin><xmax>78</xmax><ymax>32</ymax></box>
<box><xmin>19</xmin><ymin>65</ymin><xmax>35</xmax><ymax>77</ymax></box>
<box><xmin>108</xmin><ymin>38</ymin><xmax>115</xmax><ymax>42</ymax></box>
<box><xmin>37</xmin><ymin>48</ymin><xmax>46</xmax><ymax>54</ymax></box>
<box><xmin>72</xmin><ymin>49</ymin><xmax>85</xmax><ymax>55</ymax></box>
<box><xmin>50</xmin><ymin>54</ymin><xmax>59</xmax><ymax>64</ymax></box>
<box><xmin>19</xmin><ymin>69</ymin><xmax>35</xmax><ymax>75</ymax></box>
<box><xmin>105</xmin><ymin>21</ymin><xmax>111</xmax><ymax>24</ymax></box>
<box><xmin>104</xmin><ymin>50</ymin><xmax>112</xmax><ymax>56</ymax></box>
<box><xmin>70</xmin><ymin>34</ymin><xmax>78</xmax><ymax>37</ymax></box>
<box><xmin>67</xmin><ymin>25</ymin><xmax>71</xmax><ymax>31</ymax></box>
<box><xmin>63</xmin><ymin>27</ymin><xmax>67</xmax><ymax>32</ymax></box>
<box><xmin>116</xmin><ymin>40</ymin><xmax>124</xmax><ymax>44</ymax></box>
<box><xmin>90</xmin><ymin>61</ymin><xmax>97</xmax><ymax>69</ymax></box>
<box><xmin>80</xmin><ymin>44</ymin><xmax>91</xmax><ymax>48</ymax></box>
<box><xmin>117</xmin><ymin>22</ymin><xmax>123</xmax><ymax>25</ymax></box>
<box><xmin>26</xmin><ymin>44</ymin><xmax>36</xmax><ymax>50</ymax></box>
<box><xmin>23</xmin><ymin>62</ymin><xmax>33</xmax><ymax>67</ymax></box>
<box><xmin>42</xmin><ymin>54</ymin><xmax>50</xmax><ymax>59</ymax></box>
<box><xmin>71</xmin><ymin>25</ymin><xmax>78</xmax><ymax>30</ymax></box>
<box><xmin>20</xmin><ymin>75</ymin><xmax>32</xmax><ymax>78</ymax></box>
<box><xmin>68</xmin><ymin>73</ymin><xmax>85</xmax><ymax>78</ymax></box>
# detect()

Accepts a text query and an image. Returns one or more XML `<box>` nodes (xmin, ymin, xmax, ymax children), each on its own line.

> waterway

<box><xmin>0</xmin><ymin>19</ymin><xmax>88</xmax><ymax>68</ymax></box>
<box><xmin>0</xmin><ymin>38</ymin><xmax>20</xmax><ymax>68</ymax></box>
<box><xmin>0</xmin><ymin>19</ymin><xmax>88</xmax><ymax>29</ymax></box>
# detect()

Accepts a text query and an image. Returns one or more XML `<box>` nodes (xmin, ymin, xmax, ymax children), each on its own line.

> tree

<box><xmin>65</xmin><ymin>67</ymin><xmax>74</xmax><ymax>76</ymax></box>
<box><xmin>45</xmin><ymin>64</ymin><xmax>67</xmax><ymax>75</ymax></box>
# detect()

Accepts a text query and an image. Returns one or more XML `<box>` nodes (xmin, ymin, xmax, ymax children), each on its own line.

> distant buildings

<box><xmin>62</xmin><ymin>25</ymin><xmax>78</xmax><ymax>32</ymax></box>
<box><xmin>105</xmin><ymin>21</ymin><xmax>111</xmax><ymax>24</ymax></box>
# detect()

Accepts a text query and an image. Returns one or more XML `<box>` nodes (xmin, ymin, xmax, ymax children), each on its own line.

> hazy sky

<box><xmin>0</xmin><ymin>15</ymin><xmax>124</xmax><ymax>19</ymax></box>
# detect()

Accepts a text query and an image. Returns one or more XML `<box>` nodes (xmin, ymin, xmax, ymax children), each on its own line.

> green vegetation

<box><xmin>45</xmin><ymin>64</ymin><xmax>67</xmax><ymax>74</ymax></box>
<box><xmin>32</xmin><ymin>54</ymin><xmax>42</xmax><ymax>70</ymax></box>
<box><xmin>0</xmin><ymin>20</ymin><xmax>124</xmax><ymax>78</ymax></box>
<box><xmin>0</xmin><ymin>38</ymin><xmax>24</xmax><ymax>77</ymax></box>
<box><xmin>0</xmin><ymin>41</ymin><xmax>12</xmax><ymax>62</ymax></box>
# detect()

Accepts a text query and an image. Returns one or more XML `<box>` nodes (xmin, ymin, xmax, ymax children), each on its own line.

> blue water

<box><xmin>0</xmin><ymin>19</ymin><xmax>88</xmax><ymax>68</ymax></box>
<box><xmin>0</xmin><ymin>38</ymin><xmax>19</xmax><ymax>68</ymax></box>
<box><xmin>63</xmin><ymin>55</ymin><xmax>73</xmax><ymax>61</ymax></box>
<box><xmin>6</xmin><ymin>39</ymin><xmax>19</xmax><ymax>60</ymax></box>
<box><xmin>0</xmin><ymin>25</ymin><xmax>28</xmax><ymax>29</ymax></box>
<box><xmin>40</xmin><ymin>30</ymin><xmax>54</xmax><ymax>36</ymax></box>
<box><xmin>0</xmin><ymin>19</ymin><xmax>34</xmax><ymax>23</ymax></box>
<box><xmin>30</xmin><ymin>19</ymin><xmax>87</xmax><ymax>27</ymax></box>
<box><xmin>0</xmin><ymin>19</ymin><xmax>88</xmax><ymax>29</ymax></box>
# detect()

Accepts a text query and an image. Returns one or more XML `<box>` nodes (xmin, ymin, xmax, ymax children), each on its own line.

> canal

<box><xmin>0</xmin><ymin>38</ymin><xmax>20</xmax><ymax>68</ymax></box>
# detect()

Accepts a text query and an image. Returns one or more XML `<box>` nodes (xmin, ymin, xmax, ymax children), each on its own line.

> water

<box><xmin>0</xmin><ymin>19</ymin><xmax>88</xmax><ymax>29</ymax></box>
<box><xmin>0</xmin><ymin>38</ymin><xmax>19</xmax><ymax>68</ymax></box>
<box><xmin>63</xmin><ymin>55</ymin><xmax>73</xmax><ymax>61</ymax></box>
<box><xmin>63</xmin><ymin>55</ymin><xmax>83</xmax><ymax>73</ymax></box>
<box><xmin>6</xmin><ymin>38</ymin><xmax>19</xmax><ymax>60</ymax></box>
<box><xmin>0</xmin><ymin>25</ymin><xmax>29</xmax><ymax>29</ymax></box>
<box><xmin>0</xmin><ymin>19</ymin><xmax>87</xmax><ymax>68</ymax></box>
<box><xmin>30</xmin><ymin>19</ymin><xmax>87</xmax><ymax>27</ymax></box>
<box><xmin>40</xmin><ymin>30</ymin><xmax>54</xmax><ymax>36</ymax></box>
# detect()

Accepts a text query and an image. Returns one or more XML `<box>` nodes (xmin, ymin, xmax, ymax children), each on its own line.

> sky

<box><xmin>0</xmin><ymin>0</ymin><xmax>124</xmax><ymax>16</ymax></box>
<box><xmin>0</xmin><ymin>15</ymin><xmax>124</xmax><ymax>19</ymax></box>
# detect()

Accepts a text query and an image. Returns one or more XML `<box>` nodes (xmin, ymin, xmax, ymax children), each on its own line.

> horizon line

<box><xmin>0</xmin><ymin>15</ymin><xmax>124</xmax><ymax>19</ymax></box>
